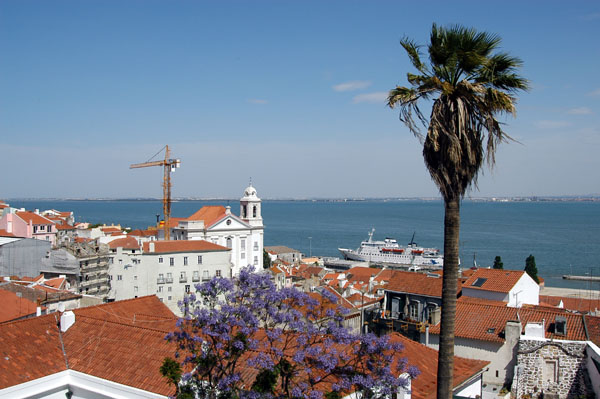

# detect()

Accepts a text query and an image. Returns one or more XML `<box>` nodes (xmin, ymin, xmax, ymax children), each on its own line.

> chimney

<box><xmin>36</xmin><ymin>306</ymin><xmax>42</xmax><ymax>317</ymax></box>
<box><xmin>225</xmin><ymin>206</ymin><xmax>231</xmax><ymax>215</ymax></box>
<box><xmin>60</xmin><ymin>311</ymin><xmax>76</xmax><ymax>332</ymax></box>
<box><xmin>505</xmin><ymin>320</ymin><xmax>522</xmax><ymax>343</ymax></box>
<box><xmin>34</xmin><ymin>209</ymin><xmax>39</xmax><ymax>214</ymax></box>
<box><xmin>425</xmin><ymin>325</ymin><xmax>430</xmax><ymax>346</ymax></box>
<box><xmin>149</xmin><ymin>242</ymin><xmax>155</xmax><ymax>253</ymax></box>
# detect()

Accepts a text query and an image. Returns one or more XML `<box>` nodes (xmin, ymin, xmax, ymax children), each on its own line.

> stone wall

<box><xmin>514</xmin><ymin>339</ymin><xmax>591</xmax><ymax>398</ymax></box>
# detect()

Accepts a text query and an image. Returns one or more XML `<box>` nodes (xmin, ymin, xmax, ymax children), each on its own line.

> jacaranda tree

<box><xmin>388</xmin><ymin>24</ymin><xmax>528</xmax><ymax>398</ymax></box>
<box><xmin>162</xmin><ymin>267</ymin><xmax>419</xmax><ymax>399</ymax></box>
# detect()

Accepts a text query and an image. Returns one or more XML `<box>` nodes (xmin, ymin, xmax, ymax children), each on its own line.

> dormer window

<box><xmin>555</xmin><ymin>316</ymin><xmax>567</xmax><ymax>335</ymax></box>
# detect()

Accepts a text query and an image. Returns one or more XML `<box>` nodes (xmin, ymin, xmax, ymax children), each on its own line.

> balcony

<box><xmin>166</xmin><ymin>277</ymin><xmax>173</xmax><ymax>284</ymax></box>
<box><xmin>157</xmin><ymin>277</ymin><xmax>165</xmax><ymax>284</ymax></box>
<box><xmin>192</xmin><ymin>275</ymin><xmax>200</xmax><ymax>282</ymax></box>
<box><xmin>202</xmin><ymin>276</ymin><xmax>211</xmax><ymax>282</ymax></box>
<box><xmin>179</xmin><ymin>276</ymin><xmax>188</xmax><ymax>283</ymax></box>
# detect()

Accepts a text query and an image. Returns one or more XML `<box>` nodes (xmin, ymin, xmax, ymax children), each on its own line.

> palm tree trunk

<box><xmin>437</xmin><ymin>196</ymin><xmax>460</xmax><ymax>399</ymax></box>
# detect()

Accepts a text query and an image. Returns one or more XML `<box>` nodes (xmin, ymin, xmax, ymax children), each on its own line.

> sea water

<box><xmin>7</xmin><ymin>199</ymin><xmax>600</xmax><ymax>289</ymax></box>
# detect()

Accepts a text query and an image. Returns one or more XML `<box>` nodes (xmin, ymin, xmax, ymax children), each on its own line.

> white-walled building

<box><xmin>108</xmin><ymin>240</ymin><xmax>231</xmax><ymax>314</ymax></box>
<box><xmin>169</xmin><ymin>184</ymin><xmax>264</xmax><ymax>275</ymax></box>
<box><xmin>461</xmin><ymin>268</ymin><xmax>539</xmax><ymax>307</ymax></box>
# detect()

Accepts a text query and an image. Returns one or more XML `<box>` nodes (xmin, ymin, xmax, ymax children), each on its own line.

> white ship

<box><xmin>338</xmin><ymin>229</ymin><xmax>444</xmax><ymax>269</ymax></box>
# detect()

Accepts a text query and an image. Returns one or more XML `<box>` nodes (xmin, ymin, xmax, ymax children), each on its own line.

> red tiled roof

<box><xmin>539</xmin><ymin>295</ymin><xmax>600</xmax><ymax>314</ymax></box>
<box><xmin>74</xmin><ymin>237</ymin><xmax>93</xmax><ymax>243</ymax></box>
<box><xmin>0</xmin><ymin>296</ymin><xmax>177</xmax><ymax>394</ymax></box>
<box><xmin>462</xmin><ymin>268</ymin><xmax>526</xmax><ymax>293</ymax></box>
<box><xmin>385</xmin><ymin>270</ymin><xmax>444</xmax><ymax>298</ymax></box>
<box><xmin>389</xmin><ymin>334</ymin><xmax>488</xmax><ymax>399</ymax></box>
<box><xmin>16</xmin><ymin>211</ymin><xmax>54</xmax><ymax>226</ymax></box>
<box><xmin>143</xmin><ymin>240</ymin><xmax>229</xmax><ymax>254</ymax></box>
<box><xmin>55</xmin><ymin>223</ymin><xmax>75</xmax><ymax>230</ymax></box>
<box><xmin>346</xmin><ymin>266</ymin><xmax>382</xmax><ymax>283</ymax></box>
<box><xmin>109</xmin><ymin>236</ymin><xmax>140</xmax><ymax>250</ymax></box>
<box><xmin>429</xmin><ymin>300</ymin><xmax>588</xmax><ymax>343</ymax></box>
<box><xmin>186</xmin><ymin>206</ymin><xmax>227</xmax><ymax>227</ymax></box>
<box><xmin>0</xmin><ymin>290</ymin><xmax>40</xmax><ymax>323</ymax></box>
<box><xmin>128</xmin><ymin>229</ymin><xmax>158</xmax><ymax>237</ymax></box>
<box><xmin>0</xmin><ymin>229</ymin><xmax>19</xmax><ymax>237</ymax></box>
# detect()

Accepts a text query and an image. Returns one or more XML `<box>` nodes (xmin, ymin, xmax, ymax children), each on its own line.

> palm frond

<box><xmin>400</xmin><ymin>38</ymin><xmax>427</xmax><ymax>74</ymax></box>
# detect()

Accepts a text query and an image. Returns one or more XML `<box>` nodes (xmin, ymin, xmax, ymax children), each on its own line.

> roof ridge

<box><xmin>76</xmin><ymin>313</ymin><xmax>175</xmax><ymax>334</ymax></box>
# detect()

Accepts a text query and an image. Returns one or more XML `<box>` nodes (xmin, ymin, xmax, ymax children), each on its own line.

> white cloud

<box><xmin>332</xmin><ymin>80</ymin><xmax>371</xmax><ymax>92</ymax></box>
<box><xmin>567</xmin><ymin>107</ymin><xmax>593</xmax><ymax>115</ymax></box>
<box><xmin>588</xmin><ymin>88</ymin><xmax>600</xmax><ymax>96</ymax></box>
<box><xmin>352</xmin><ymin>92</ymin><xmax>388</xmax><ymax>104</ymax></box>
<box><xmin>247</xmin><ymin>99</ymin><xmax>268</xmax><ymax>104</ymax></box>
<box><xmin>534</xmin><ymin>120</ymin><xmax>570</xmax><ymax>129</ymax></box>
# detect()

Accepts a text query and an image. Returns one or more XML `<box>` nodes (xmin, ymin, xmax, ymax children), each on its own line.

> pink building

<box><xmin>0</xmin><ymin>211</ymin><xmax>57</xmax><ymax>245</ymax></box>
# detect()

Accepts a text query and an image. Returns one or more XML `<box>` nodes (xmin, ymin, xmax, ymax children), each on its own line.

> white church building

<box><xmin>169</xmin><ymin>184</ymin><xmax>264</xmax><ymax>275</ymax></box>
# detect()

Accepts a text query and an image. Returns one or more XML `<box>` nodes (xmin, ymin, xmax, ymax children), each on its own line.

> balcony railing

<box><xmin>202</xmin><ymin>276</ymin><xmax>211</xmax><ymax>281</ymax></box>
<box><xmin>192</xmin><ymin>275</ymin><xmax>200</xmax><ymax>282</ymax></box>
<box><xmin>157</xmin><ymin>278</ymin><xmax>165</xmax><ymax>284</ymax></box>
<box><xmin>166</xmin><ymin>277</ymin><xmax>173</xmax><ymax>284</ymax></box>
<box><xmin>179</xmin><ymin>277</ymin><xmax>188</xmax><ymax>283</ymax></box>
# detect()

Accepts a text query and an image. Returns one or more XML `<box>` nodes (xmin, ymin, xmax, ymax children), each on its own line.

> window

<box><xmin>254</xmin><ymin>242</ymin><xmax>258</xmax><ymax>251</ymax></box>
<box><xmin>409</xmin><ymin>302</ymin><xmax>420</xmax><ymax>320</ymax></box>
<box><xmin>119</xmin><ymin>259</ymin><xmax>123</xmax><ymax>265</ymax></box>
<box><xmin>254</xmin><ymin>256</ymin><xmax>258</xmax><ymax>266</ymax></box>
<box><xmin>193</xmin><ymin>271</ymin><xmax>200</xmax><ymax>281</ymax></box>
<box><xmin>197</xmin><ymin>255</ymin><xmax>203</xmax><ymax>264</ymax></box>
<box><xmin>185</xmin><ymin>285</ymin><xmax>191</xmax><ymax>293</ymax></box>
<box><xmin>203</xmin><ymin>270</ymin><xmax>209</xmax><ymax>280</ymax></box>
<box><xmin>183</xmin><ymin>256</ymin><xmax>188</xmax><ymax>266</ymax></box>
<box><xmin>109</xmin><ymin>275</ymin><xmax>113</xmax><ymax>280</ymax></box>
<box><xmin>134</xmin><ymin>286</ymin><xmax>138</xmax><ymax>292</ymax></box>
<box><xmin>159</xmin><ymin>298</ymin><xmax>163</xmax><ymax>302</ymax></box>
<box><xmin>159</xmin><ymin>257</ymin><xmax>163</xmax><ymax>264</ymax></box>
<box><xmin>241</xmin><ymin>253</ymin><xmax>245</xmax><ymax>259</ymax></box>
<box><xmin>216</xmin><ymin>270</ymin><xmax>222</xmax><ymax>277</ymax></box>
<box><xmin>168</xmin><ymin>286</ymin><xmax>172</xmax><ymax>292</ymax></box>
<box><xmin>158</xmin><ymin>286</ymin><xmax>163</xmax><ymax>292</ymax></box>
<box><xmin>168</xmin><ymin>296</ymin><xmax>172</xmax><ymax>301</ymax></box>
<box><xmin>241</xmin><ymin>239</ymin><xmax>246</xmax><ymax>250</ymax></box>
<box><xmin>253</xmin><ymin>206</ymin><xmax>257</xmax><ymax>218</ymax></box>
<box><xmin>110</xmin><ymin>258</ymin><xmax>114</xmax><ymax>264</ymax></box>
<box><xmin>226</xmin><ymin>237</ymin><xmax>232</xmax><ymax>248</ymax></box>
<box><xmin>169</xmin><ymin>257</ymin><xmax>174</xmax><ymax>266</ymax></box>
<box><xmin>117</xmin><ymin>275</ymin><xmax>123</xmax><ymax>281</ymax></box>
<box><xmin>33</xmin><ymin>226</ymin><xmax>38</xmax><ymax>233</ymax></box>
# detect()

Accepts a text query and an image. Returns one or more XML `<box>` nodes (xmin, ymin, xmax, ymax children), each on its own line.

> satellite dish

<box><xmin>57</xmin><ymin>303</ymin><xmax>66</xmax><ymax>313</ymax></box>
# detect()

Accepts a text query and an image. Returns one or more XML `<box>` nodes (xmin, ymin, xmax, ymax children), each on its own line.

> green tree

<box><xmin>493</xmin><ymin>256</ymin><xmax>504</xmax><ymax>269</ymax></box>
<box><xmin>388</xmin><ymin>24</ymin><xmax>528</xmax><ymax>399</ymax></box>
<box><xmin>263</xmin><ymin>249</ymin><xmax>272</xmax><ymax>269</ymax></box>
<box><xmin>525</xmin><ymin>254</ymin><xmax>539</xmax><ymax>283</ymax></box>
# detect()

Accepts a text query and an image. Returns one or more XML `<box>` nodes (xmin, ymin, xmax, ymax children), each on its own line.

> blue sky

<box><xmin>1</xmin><ymin>1</ymin><xmax>599</xmax><ymax>199</ymax></box>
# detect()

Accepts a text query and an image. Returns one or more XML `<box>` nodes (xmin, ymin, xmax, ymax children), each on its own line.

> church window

<box><xmin>241</xmin><ymin>239</ymin><xmax>246</xmax><ymax>250</ymax></box>
<box><xmin>254</xmin><ymin>242</ymin><xmax>258</xmax><ymax>251</ymax></box>
<box><xmin>253</xmin><ymin>206</ymin><xmax>257</xmax><ymax>218</ymax></box>
<box><xmin>226</xmin><ymin>237</ymin><xmax>232</xmax><ymax>248</ymax></box>
<box><xmin>254</xmin><ymin>256</ymin><xmax>258</xmax><ymax>266</ymax></box>
<box><xmin>198</xmin><ymin>255</ymin><xmax>203</xmax><ymax>264</ymax></box>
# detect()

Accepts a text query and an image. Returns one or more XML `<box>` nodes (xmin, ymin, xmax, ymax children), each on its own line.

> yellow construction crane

<box><xmin>130</xmin><ymin>145</ymin><xmax>181</xmax><ymax>240</ymax></box>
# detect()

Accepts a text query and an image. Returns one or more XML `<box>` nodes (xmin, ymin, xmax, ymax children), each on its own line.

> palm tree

<box><xmin>387</xmin><ymin>24</ymin><xmax>528</xmax><ymax>399</ymax></box>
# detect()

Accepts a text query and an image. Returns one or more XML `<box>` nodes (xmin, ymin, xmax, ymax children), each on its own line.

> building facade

<box><xmin>108</xmin><ymin>240</ymin><xmax>231</xmax><ymax>314</ymax></box>
<box><xmin>170</xmin><ymin>184</ymin><xmax>264</xmax><ymax>275</ymax></box>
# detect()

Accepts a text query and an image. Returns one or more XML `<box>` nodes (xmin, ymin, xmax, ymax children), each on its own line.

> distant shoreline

<box><xmin>5</xmin><ymin>196</ymin><xmax>600</xmax><ymax>203</ymax></box>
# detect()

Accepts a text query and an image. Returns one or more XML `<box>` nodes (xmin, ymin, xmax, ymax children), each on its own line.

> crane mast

<box><xmin>130</xmin><ymin>145</ymin><xmax>181</xmax><ymax>240</ymax></box>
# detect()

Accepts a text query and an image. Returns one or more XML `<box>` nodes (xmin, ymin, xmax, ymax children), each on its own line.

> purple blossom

<box><xmin>165</xmin><ymin>266</ymin><xmax>417</xmax><ymax>399</ymax></box>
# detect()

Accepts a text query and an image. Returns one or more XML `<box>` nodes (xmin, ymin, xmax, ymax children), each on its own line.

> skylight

<box><xmin>472</xmin><ymin>277</ymin><xmax>487</xmax><ymax>287</ymax></box>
